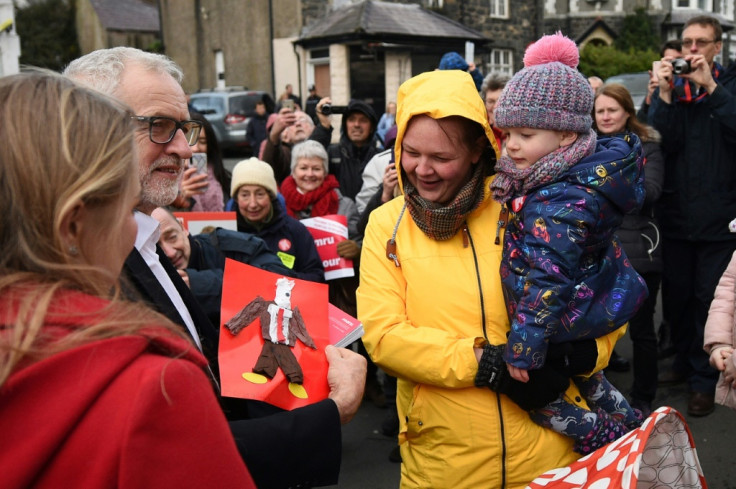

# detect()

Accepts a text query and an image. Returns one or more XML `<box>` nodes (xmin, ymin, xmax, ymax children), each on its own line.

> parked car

<box><xmin>604</xmin><ymin>71</ymin><xmax>649</xmax><ymax>112</ymax></box>
<box><xmin>189</xmin><ymin>87</ymin><xmax>275</xmax><ymax>153</ymax></box>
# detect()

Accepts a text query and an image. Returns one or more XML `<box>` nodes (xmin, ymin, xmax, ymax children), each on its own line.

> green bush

<box><xmin>579</xmin><ymin>7</ymin><xmax>660</xmax><ymax>79</ymax></box>
<box><xmin>16</xmin><ymin>0</ymin><xmax>79</xmax><ymax>71</ymax></box>
<box><xmin>580</xmin><ymin>44</ymin><xmax>658</xmax><ymax>79</ymax></box>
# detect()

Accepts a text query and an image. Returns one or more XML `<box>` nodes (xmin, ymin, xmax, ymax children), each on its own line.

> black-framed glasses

<box><xmin>131</xmin><ymin>116</ymin><xmax>203</xmax><ymax>146</ymax></box>
<box><xmin>681</xmin><ymin>38</ymin><xmax>718</xmax><ymax>48</ymax></box>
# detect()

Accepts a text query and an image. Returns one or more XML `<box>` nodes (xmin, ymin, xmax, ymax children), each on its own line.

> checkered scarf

<box><xmin>403</xmin><ymin>162</ymin><xmax>488</xmax><ymax>241</ymax></box>
<box><xmin>491</xmin><ymin>129</ymin><xmax>596</xmax><ymax>203</ymax></box>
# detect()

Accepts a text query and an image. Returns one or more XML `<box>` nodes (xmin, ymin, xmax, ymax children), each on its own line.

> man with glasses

<box><xmin>648</xmin><ymin>15</ymin><xmax>736</xmax><ymax>417</ymax></box>
<box><xmin>63</xmin><ymin>47</ymin><xmax>365</xmax><ymax>488</ymax></box>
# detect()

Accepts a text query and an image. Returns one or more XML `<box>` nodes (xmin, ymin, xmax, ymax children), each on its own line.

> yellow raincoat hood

<box><xmin>393</xmin><ymin>70</ymin><xmax>500</xmax><ymax>189</ymax></box>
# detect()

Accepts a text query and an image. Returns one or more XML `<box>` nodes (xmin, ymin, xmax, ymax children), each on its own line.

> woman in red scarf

<box><xmin>280</xmin><ymin>140</ymin><xmax>362</xmax><ymax>311</ymax></box>
<box><xmin>281</xmin><ymin>140</ymin><xmax>347</xmax><ymax>221</ymax></box>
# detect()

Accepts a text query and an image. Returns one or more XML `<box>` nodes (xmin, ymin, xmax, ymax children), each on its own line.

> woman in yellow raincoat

<box><xmin>356</xmin><ymin>69</ymin><xmax>621</xmax><ymax>488</ymax></box>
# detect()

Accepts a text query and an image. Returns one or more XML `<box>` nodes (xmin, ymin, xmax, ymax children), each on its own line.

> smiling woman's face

<box><xmin>400</xmin><ymin>115</ymin><xmax>482</xmax><ymax>205</ymax></box>
<box><xmin>293</xmin><ymin>156</ymin><xmax>326</xmax><ymax>193</ymax></box>
<box><xmin>236</xmin><ymin>185</ymin><xmax>272</xmax><ymax>222</ymax></box>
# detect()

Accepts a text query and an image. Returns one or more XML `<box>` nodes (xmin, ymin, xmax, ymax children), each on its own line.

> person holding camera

<box><xmin>648</xmin><ymin>15</ymin><xmax>736</xmax><ymax>417</ymax></box>
<box><xmin>315</xmin><ymin>99</ymin><xmax>381</xmax><ymax>201</ymax></box>
<box><xmin>637</xmin><ymin>39</ymin><xmax>682</xmax><ymax>123</ymax></box>
<box><xmin>261</xmin><ymin>97</ymin><xmax>332</xmax><ymax>185</ymax></box>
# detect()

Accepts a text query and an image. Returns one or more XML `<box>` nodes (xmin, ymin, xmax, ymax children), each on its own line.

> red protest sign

<box><xmin>301</xmin><ymin>214</ymin><xmax>355</xmax><ymax>280</ymax></box>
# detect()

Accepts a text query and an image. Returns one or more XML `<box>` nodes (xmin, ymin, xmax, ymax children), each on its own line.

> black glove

<box><xmin>546</xmin><ymin>339</ymin><xmax>598</xmax><ymax>377</ymax></box>
<box><xmin>475</xmin><ymin>344</ymin><xmax>569</xmax><ymax>411</ymax></box>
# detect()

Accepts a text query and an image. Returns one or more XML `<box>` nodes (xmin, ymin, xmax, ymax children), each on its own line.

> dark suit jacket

<box><xmin>123</xmin><ymin>247</ymin><xmax>342</xmax><ymax>488</ymax></box>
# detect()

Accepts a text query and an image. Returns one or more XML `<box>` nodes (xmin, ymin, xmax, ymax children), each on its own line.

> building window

<box><xmin>489</xmin><ymin>0</ymin><xmax>509</xmax><ymax>18</ymax></box>
<box><xmin>675</xmin><ymin>0</ymin><xmax>712</xmax><ymax>9</ymax></box>
<box><xmin>488</xmin><ymin>49</ymin><xmax>513</xmax><ymax>76</ymax></box>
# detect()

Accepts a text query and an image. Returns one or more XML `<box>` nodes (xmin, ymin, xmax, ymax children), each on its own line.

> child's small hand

<box><xmin>709</xmin><ymin>345</ymin><xmax>734</xmax><ymax>371</ymax></box>
<box><xmin>507</xmin><ymin>363</ymin><xmax>529</xmax><ymax>383</ymax></box>
<box><xmin>723</xmin><ymin>354</ymin><xmax>736</xmax><ymax>388</ymax></box>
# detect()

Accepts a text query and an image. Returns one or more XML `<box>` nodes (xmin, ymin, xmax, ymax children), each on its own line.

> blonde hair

<box><xmin>0</xmin><ymin>70</ymin><xmax>187</xmax><ymax>386</ymax></box>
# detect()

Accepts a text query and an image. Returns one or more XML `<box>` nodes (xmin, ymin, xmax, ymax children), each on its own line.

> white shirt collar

<box><xmin>134</xmin><ymin>211</ymin><xmax>160</xmax><ymax>252</ymax></box>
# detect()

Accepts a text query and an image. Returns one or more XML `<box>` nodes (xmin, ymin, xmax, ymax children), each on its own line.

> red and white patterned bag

<box><xmin>527</xmin><ymin>406</ymin><xmax>707</xmax><ymax>489</ymax></box>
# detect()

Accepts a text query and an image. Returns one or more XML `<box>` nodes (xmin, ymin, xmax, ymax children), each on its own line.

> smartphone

<box><xmin>652</xmin><ymin>61</ymin><xmax>661</xmax><ymax>82</ymax></box>
<box><xmin>191</xmin><ymin>152</ymin><xmax>208</xmax><ymax>174</ymax></box>
<box><xmin>282</xmin><ymin>99</ymin><xmax>295</xmax><ymax>111</ymax></box>
<box><xmin>190</xmin><ymin>152</ymin><xmax>209</xmax><ymax>192</ymax></box>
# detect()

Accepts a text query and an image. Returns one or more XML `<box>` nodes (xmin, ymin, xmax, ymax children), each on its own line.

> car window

<box><xmin>229</xmin><ymin>94</ymin><xmax>261</xmax><ymax>116</ymax></box>
<box><xmin>604</xmin><ymin>72</ymin><xmax>649</xmax><ymax>110</ymax></box>
<box><xmin>190</xmin><ymin>95</ymin><xmax>225</xmax><ymax>115</ymax></box>
<box><xmin>605</xmin><ymin>72</ymin><xmax>649</xmax><ymax>96</ymax></box>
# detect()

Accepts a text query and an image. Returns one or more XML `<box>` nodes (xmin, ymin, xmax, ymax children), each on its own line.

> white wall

<box><xmin>273</xmin><ymin>36</ymin><xmax>301</xmax><ymax>100</ymax></box>
<box><xmin>0</xmin><ymin>0</ymin><xmax>20</xmax><ymax>76</ymax></box>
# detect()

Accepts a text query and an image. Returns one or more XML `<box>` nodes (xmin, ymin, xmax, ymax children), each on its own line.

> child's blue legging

<box><xmin>529</xmin><ymin>370</ymin><xmax>640</xmax><ymax>440</ymax></box>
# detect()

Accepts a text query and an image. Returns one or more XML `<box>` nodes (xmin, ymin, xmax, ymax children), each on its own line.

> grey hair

<box><xmin>63</xmin><ymin>47</ymin><xmax>183</xmax><ymax>96</ymax></box>
<box><xmin>480</xmin><ymin>73</ymin><xmax>510</xmax><ymax>96</ymax></box>
<box><xmin>290</xmin><ymin>140</ymin><xmax>328</xmax><ymax>174</ymax></box>
<box><xmin>295</xmin><ymin>111</ymin><xmax>315</xmax><ymax>127</ymax></box>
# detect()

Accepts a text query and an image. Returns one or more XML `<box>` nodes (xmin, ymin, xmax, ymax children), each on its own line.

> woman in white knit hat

<box><xmin>230</xmin><ymin>157</ymin><xmax>324</xmax><ymax>283</ymax></box>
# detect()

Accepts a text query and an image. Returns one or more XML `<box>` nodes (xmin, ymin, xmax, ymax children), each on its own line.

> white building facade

<box><xmin>0</xmin><ymin>0</ymin><xmax>20</xmax><ymax>77</ymax></box>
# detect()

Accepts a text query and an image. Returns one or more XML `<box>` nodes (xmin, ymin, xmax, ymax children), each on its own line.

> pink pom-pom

<box><xmin>523</xmin><ymin>32</ymin><xmax>579</xmax><ymax>69</ymax></box>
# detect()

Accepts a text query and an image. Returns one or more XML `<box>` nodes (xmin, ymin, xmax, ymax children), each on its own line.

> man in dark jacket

<box><xmin>648</xmin><ymin>15</ymin><xmax>736</xmax><ymax>417</ymax></box>
<box><xmin>64</xmin><ymin>47</ymin><xmax>366</xmax><ymax>489</ymax></box>
<box><xmin>245</xmin><ymin>100</ymin><xmax>269</xmax><ymax>156</ymax></box>
<box><xmin>313</xmin><ymin>99</ymin><xmax>381</xmax><ymax>200</ymax></box>
<box><xmin>151</xmin><ymin>207</ymin><xmax>294</xmax><ymax>326</ymax></box>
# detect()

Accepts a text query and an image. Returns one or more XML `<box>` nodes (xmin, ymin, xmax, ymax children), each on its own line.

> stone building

<box><xmin>157</xmin><ymin>0</ymin><xmax>735</xmax><ymax>119</ymax></box>
<box><xmin>75</xmin><ymin>0</ymin><xmax>160</xmax><ymax>55</ymax></box>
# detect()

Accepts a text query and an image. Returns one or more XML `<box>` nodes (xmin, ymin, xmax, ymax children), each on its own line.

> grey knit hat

<box><xmin>494</xmin><ymin>32</ymin><xmax>593</xmax><ymax>133</ymax></box>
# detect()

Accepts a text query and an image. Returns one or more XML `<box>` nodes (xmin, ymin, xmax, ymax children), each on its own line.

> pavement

<box><xmin>326</xmin><ymin>332</ymin><xmax>736</xmax><ymax>489</ymax></box>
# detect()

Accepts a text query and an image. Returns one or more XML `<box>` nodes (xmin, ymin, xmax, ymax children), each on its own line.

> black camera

<box><xmin>672</xmin><ymin>58</ymin><xmax>692</xmax><ymax>75</ymax></box>
<box><xmin>320</xmin><ymin>104</ymin><xmax>349</xmax><ymax>115</ymax></box>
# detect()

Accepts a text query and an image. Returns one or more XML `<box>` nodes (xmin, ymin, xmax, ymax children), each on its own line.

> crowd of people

<box><xmin>2</xmin><ymin>13</ymin><xmax>735</xmax><ymax>489</ymax></box>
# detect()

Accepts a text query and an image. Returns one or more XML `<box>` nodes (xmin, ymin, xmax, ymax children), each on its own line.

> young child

<box><xmin>490</xmin><ymin>32</ymin><xmax>648</xmax><ymax>453</ymax></box>
<box><xmin>703</xmin><ymin>242</ymin><xmax>736</xmax><ymax>412</ymax></box>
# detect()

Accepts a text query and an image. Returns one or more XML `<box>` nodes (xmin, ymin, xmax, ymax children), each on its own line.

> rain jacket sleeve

<box><xmin>357</xmin><ymin>200</ymin><xmax>483</xmax><ymax>386</ymax></box>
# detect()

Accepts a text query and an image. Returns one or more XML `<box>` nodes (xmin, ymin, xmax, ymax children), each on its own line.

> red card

<box><xmin>219</xmin><ymin>259</ymin><xmax>330</xmax><ymax>410</ymax></box>
<box><xmin>173</xmin><ymin>211</ymin><xmax>237</xmax><ymax>235</ymax></box>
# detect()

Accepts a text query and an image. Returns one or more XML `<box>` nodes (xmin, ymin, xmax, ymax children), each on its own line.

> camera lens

<box><xmin>672</xmin><ymin>58</ymin><xmax>691</xmax><ymax>75</ymax></box>
<box><xmin>320</xmin><ymin>104</ymin><xmax>332</xmax><ymax>115</ymax></box>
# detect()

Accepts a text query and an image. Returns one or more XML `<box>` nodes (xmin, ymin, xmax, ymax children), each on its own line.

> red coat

<box><xmin>0</xmin><ymin>291</ymin><xmax>255</xmax><ymax>489</ymax></box>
